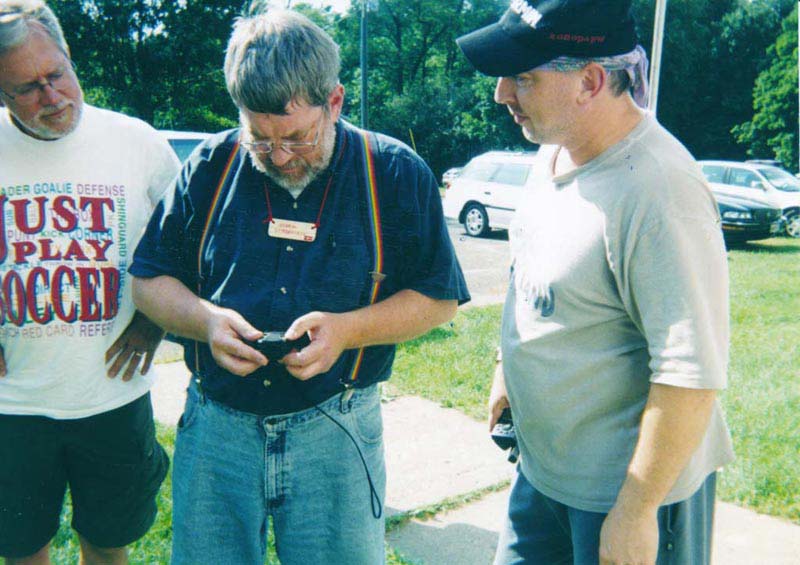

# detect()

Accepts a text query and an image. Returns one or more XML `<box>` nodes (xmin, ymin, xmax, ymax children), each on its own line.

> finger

<box><xmin>216</xmin><ymin>352</ymin><xmax>265</xmax><ymax>377</ymax></box>
<box><xmin>140</xmin><ymin>349</ymin><xmax>155</xmax><ymax>375</ymax></box>
<box><xmin>488</xmin><ymin>399</ymin><xmax>507</xmax><ymax>430</ymax></box>
<box><xmin>284</xmin><ymin>312</ymin><xmax>321</xmax><ymax>341</ymax></box>
<box><xmin>0</xmin><ymin>346</ymin><xmax>6</xmax><ymax>377</ymax></box>
<box><xmin>107</xmin><ymin>348</ymin><xmax>134</xmax><ymax>378</ymax></box>
<box><xmin>121</xmin><ymin>355</ymin><xmax>141</xmax><ymax>382</ymax></box>
<box><xmin>230</xmin><ymin>316</ymin><xmax>264</xmax><ymax>342</ymax></box>
<box><xmin>286</xmin><ymin>360</ymin><xmax>325</xmax><ymax>381</ymax></box>
<box><xmin>105</xmin><ymin>337</ymin><xmax>125</xmax><ymax>363</ymax></box>
<box><xmin>210</xmin><ymin>332</ymin><xmax>268</xmax><ymax>366</ymax></box>
<box><xmin>233</xmin><ymin>341</ymin><xmax>268</xmax><ymax>366</ymax></box>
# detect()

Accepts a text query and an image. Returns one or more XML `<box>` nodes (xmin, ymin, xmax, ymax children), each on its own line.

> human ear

<box><xmin>577</xmin><ymin>63</ymin><xmax>606</xmax><ymax>104</ymax></box>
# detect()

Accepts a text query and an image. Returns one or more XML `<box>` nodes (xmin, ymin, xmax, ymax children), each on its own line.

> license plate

<box><xmin>770</xmin><ymin>221</ymin><xmax>780</xmax><ymax>234</ymax></box>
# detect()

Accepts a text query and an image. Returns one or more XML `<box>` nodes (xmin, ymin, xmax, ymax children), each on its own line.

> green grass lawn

<box><xmin>392</xmin><ymin>237</ymin><xmax>800</xmax><ymax>524</ymax></box>
<box><xmin>48</xmin><ymin>238</ymin><xmax>799</xmax><ymax>562</ymax></box>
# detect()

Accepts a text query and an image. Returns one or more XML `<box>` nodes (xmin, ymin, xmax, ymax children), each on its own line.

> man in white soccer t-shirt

<box><xmin>0</xmin><ymin>2</ymin><xmax>179</xmax><ymax>563</ymax></box>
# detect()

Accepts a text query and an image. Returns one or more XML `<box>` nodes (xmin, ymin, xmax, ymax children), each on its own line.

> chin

<box><xmin>30</xmin><ymin>105</ymin><xmax>81</xmax><ymax>140</ymax></box>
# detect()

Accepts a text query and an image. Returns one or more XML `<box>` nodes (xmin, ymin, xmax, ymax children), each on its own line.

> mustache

<box><xmin>37</xmin><ymin>100</ymin><xmax>71</xmax><ymax>117</ymax></box>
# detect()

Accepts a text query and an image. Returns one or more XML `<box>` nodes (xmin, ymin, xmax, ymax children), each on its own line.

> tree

<box><xmin>733</xmin><ymin>5</ymin><xmax>798</xmax><ymax>171</ymax></box>
<box><xmin>50</xmin><ymin>0</ymin><xmax>244</xmax><ymax>131</ymax></box>
<box><xmin>332</xmin><ymin>0</ymin><xmax>523</xmax><ymax>177</ymax></box>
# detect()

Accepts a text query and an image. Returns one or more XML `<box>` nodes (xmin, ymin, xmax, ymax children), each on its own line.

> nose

<box><xmin>38</xmin><ymin>82</ymin><xmax>62</xmax><ymax>106</ymax></box>
<box><xmin>494</xmin><ymin>77</ymin><xmax>516</xmax><ymax>105</ymax></box>
<box><xmin>268</xmin><ymin>146</ymin><xmax>294</xmax><ymax>168</ymax></box>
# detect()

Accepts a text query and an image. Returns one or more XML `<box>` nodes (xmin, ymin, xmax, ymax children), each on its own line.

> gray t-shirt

<box><xmin>502</xmin><ymin>114</ymin><xmax>734</xmax><ymax>513</ymax></box>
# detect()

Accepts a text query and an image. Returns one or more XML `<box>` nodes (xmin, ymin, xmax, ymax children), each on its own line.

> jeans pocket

<box><xmin>177</xmin><ymin>388</ymin><xmax>201</xmax><ymax>432</ymax></box>
<box><xmin>350</xmin><ymin>398</ymin><xmax>383</xmax><ymax>445</ymax></box>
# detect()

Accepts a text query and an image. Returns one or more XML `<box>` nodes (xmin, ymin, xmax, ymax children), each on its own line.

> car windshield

<box><xmin>758</xmin><ymin>166</ymin><xmax>800</xmax><ymax>192</ymax></box>
<box><xmin>460</xmin><ymin>160</ymin><xmax>498</xmax><ymax>182</ymax></box>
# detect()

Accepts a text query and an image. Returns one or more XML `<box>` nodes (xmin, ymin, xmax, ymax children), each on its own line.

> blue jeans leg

<box><xmin>171</xmin><ymin>385</ymin><xmax>269</xmax><ymax>565</ymax></box>
<box><xmin>495</xmin><ymin>469</ymin><xmax>717</xmax><ymax>565</ymax></box>
<box><xmin>170</xmin><ymin>383</ymin><xmax>386</xmax><ymax>565</ymax></box>
<box><xmin>271</xmin><ymin>385</ymin><xmax>386</xmax><ymax>565</ymax></box>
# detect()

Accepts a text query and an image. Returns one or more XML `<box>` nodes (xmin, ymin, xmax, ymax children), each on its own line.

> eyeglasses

<box><xmin>0</xmin><ymin>61</ymin><xmax>75</xmax><ymax>104</ymax></box>
<box><xmin>240</xmin><ymin>114</ymin><xmax>324</xmax><ymax>156</ymax></box>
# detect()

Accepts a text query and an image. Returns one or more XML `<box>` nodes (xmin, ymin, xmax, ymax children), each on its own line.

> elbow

<box><xmin>436</xmin><ymin>299</ymin><xmax>458</xmax><ymax>326</ymax></box>
<box><xmin>131</xmin><ymin>276</ymin><xmax>144</xmax><ymax>309</ymax></box>
<box><xmin>131</xmin><ymin>275</ymin><xmax>159</xmax><ymax>314</ymax></box>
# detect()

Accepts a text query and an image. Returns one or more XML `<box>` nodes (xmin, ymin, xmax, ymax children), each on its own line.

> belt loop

<box><xmin>192</xmin><ymin>374</ymin><xmax>207</xmax><ymax>405</ymax></box>
<box><xmin>339</xmin><ymin>386</ymin><xmax>355</xmax><ymax>414</ymax></box>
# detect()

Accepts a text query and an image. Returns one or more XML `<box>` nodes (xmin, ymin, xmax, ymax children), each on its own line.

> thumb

<box><xmin>488</xmin><ymin>397</ymin><xmax>509</xmax><ymax>430</ymax></box>
<box><xmin>285</xmin><ymin>312</ymin><xmax>321</xmax><ymax>341</ymax></box>
<box><xmin>231</xmin><ymin>315</ymin><xmax>264</xmax><ymax>342</ymax></box>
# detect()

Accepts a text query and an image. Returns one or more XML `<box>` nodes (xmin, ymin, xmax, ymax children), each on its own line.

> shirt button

<box><xmin>262</xmin><ymin>379</ymin><xmax>271</xmax><ymax>387</ymax></box>
<box><xmin>280</xmin><ymin>287</ymin><xmax>287</xmax><ymax>294</ymax></box>
<box><xmin>286</xmin><ymin>245</ymin><xmax>294</xmax><ymax>252</ymax></box>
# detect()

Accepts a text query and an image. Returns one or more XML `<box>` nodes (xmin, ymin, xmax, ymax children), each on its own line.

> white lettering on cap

<box><xmin>511</xmin><ymin>0</ymin><xmax>543</xmax><ymax>28</ymax></box>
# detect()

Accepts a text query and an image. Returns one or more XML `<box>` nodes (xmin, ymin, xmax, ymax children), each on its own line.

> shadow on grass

<box><xmin>726</xmin><ymin>239</ymin><xmax>800</xmax><ymax>254</ymax></box>
<box><xmin>403</xmin><ymin>325</ymin><xmax>457</xmax><ymax>348</ymax></box>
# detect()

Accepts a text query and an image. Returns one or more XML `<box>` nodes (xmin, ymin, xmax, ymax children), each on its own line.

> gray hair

<box><xmin>607</xmin><ymin>69</ymin><xmax>632</xmax><ymax>97</ymax></box>
<box><xmin>224</xmin><ymin>9</ymin><xmax>340</xmax><ymax>114</ymax></box>
<box><xmin>0</xmin><ymin>0</ymin><xmax>68</xmax><ymax>56</ymax></box>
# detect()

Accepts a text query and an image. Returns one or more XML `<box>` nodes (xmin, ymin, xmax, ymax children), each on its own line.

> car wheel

<box><xmin>463</xmin><ymin>203</ymin><xmax>490</xmax><ymax>237</ymax></box>
<box><xmin>784</xmin><ymin>212</ymin><xmax>800</xmax><ymax>238</ymax></box>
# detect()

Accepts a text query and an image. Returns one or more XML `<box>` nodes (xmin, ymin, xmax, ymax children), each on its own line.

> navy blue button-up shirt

<box><xmin>131</xmin><ymin>120</ymin><xmax>469</xmax><ymax>415</ymax></box>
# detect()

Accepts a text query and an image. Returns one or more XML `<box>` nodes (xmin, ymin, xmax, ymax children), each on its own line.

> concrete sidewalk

<box><xmin>151</xmin><ymin>360</ymin><xmax>800</xmax><ymax>565</ymax></box>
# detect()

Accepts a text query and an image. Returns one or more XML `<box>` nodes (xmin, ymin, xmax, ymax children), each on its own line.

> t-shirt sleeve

<box><xmin>146</xmin><ymin>135</ymin><xmax>182</xmax><ymax>206</ymax></box>
<box><xmin>625</xmin><ymin>215</ymin><xmax>729</xmax><ymax>390</ymax></box>
<box><xmin>129</xmin><ymin>163</ymin><xmax>197</xmax><ymax>288</ymax></box>
<box><xmin>384</xmin><ymin>151</ymin><xmax>470</xmax><ymax>305</ymax></box>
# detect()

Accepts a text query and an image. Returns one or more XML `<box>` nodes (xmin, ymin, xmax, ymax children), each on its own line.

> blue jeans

<box><xmin>494</xmin><ymin>468</ymin><xmax>716</xmax><ymax>565</ymax></box>
<box><xmin>171</xmin><ymin>382</ymin><xmax>386</xmax><ymax>565</ymax></box>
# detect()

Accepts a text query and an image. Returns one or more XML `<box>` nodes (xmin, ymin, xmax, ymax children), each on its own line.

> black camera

<box><xmin>491</xmin><ymin>407</ymin><xmax>519</xmax><ymax>464</ymax></box>
<box><xmin>245</xmin><ymin>331</ymin><xmax>311</xmax><ymax>360</ymax></box>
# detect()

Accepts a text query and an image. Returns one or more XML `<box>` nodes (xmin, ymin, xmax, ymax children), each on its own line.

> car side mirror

<box><xmin>750</xmin><ymin>180</ymin><xmax>766</xmax><ymax>190</ymax></box>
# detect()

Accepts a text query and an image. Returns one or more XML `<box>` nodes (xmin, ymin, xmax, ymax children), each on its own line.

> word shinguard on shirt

<box><xmin>0</xmin><ymin>191</ymin><xmax>122</xmax><ymax>331</ymax></box>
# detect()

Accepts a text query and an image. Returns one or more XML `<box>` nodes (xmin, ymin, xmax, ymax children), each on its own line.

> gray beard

<box><xmin>250</xmin><ymin>121</ymin><xmax>337</xmax><ymax>193</ymax></box>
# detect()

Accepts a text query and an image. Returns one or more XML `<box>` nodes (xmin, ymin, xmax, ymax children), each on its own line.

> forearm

<box><xmin>132</xmin><ymin>275</ymin><xmax>216</xmax><ymax>343</ymax></box>
<box><xmin>338</xmin><ymin>289</ymin><xmax>457</xmax><ymax>349</ymax></box>
<box><xmin>615</xmin><ymin>383</ymin><xmax>716</xmax><ymax>514</ymax></box>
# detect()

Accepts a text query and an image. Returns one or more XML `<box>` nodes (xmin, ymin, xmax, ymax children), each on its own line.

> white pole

<box><xmin>647</xmin><ymin>0</ymin><xmax>668</xmax><ymax>115</ymax></box>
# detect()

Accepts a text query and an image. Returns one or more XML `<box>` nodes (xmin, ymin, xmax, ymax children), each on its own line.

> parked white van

<box><xmin>699</xmin><ymin>160</ymin><xmax>800</xmax><ymax>238</ymax></box>
<box><xmin>442</xmin><ymin>150</ymin><xmax>538</xmax><ymax>237</ymax></box>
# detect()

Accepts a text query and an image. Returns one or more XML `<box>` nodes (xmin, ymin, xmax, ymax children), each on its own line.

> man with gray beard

<box><xmin>0</xmin><ymin>1</ymin><xmax>177</xmax><ymax>563</ymax></box>
<box><xmin>130</xmin><ymin>8</ymin><xmax>469</xmax><ymax>565</ymax></box>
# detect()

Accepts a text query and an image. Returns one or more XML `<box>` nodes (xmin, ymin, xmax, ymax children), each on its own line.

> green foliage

<box><xmin>733</xmin><ymin>5</ymin><xmax>799</xmax><ymax>171</ymax></box>
<box><xmin>631</xmin><ymin>0</ymin><xmax>794</xmax><ymax>162</ymax></box>
<box><xmin>44</xmin><ymin>0</ymin><xmax>795</xmax><ymax>175</ymax></box>
<box><xmin>49</xmin><ymin>0</ymin><xmax>244</xmax><ymax>131</ymax></box>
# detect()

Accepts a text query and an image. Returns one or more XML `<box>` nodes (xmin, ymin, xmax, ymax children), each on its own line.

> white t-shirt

<box><xmin>502</xmin><ymin>114</ymin><xmax>734</xmax><ymax>512</ymax></box>
<box><xmin>0</xmin><ymin>104</ymin><xmax>180</xmax><ymax>418</ymax></box>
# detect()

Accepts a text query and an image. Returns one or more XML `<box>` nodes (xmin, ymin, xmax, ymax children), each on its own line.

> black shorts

<box><xmin>0</xmin><ymin>393</ymin><xmax>169</xmax><ymax>558</ymax></box>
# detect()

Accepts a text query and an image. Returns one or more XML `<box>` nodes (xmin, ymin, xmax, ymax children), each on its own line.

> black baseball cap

<box><xmin>457</xmin><ymin>0</ymin><xmax>637</xmax><ymax>77</ymax></box>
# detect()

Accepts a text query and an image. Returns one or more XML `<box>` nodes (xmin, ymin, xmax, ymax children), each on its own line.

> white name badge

<box><xmin>267</xmin><ymin>218</ymin><xmax>318</xmax><ymax>242</ymax></box>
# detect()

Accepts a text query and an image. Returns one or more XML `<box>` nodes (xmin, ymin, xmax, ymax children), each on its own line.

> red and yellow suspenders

<box><xmin>194</xmin><ymin>130</ymin><xmax>384</xmax><ymax>388</ymax></box>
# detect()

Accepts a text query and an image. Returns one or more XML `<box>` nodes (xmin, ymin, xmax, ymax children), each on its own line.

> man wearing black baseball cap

<box><xmin>459</xmin><ymin>2</ymin><xmax>734</xmax><ymax>564</ymax></box>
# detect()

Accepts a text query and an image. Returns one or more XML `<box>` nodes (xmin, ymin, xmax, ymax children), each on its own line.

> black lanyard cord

<box><xmin>288</xmin><ymin>378</ymin><xmax>383</xmax><ymax>520</ymax></box>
